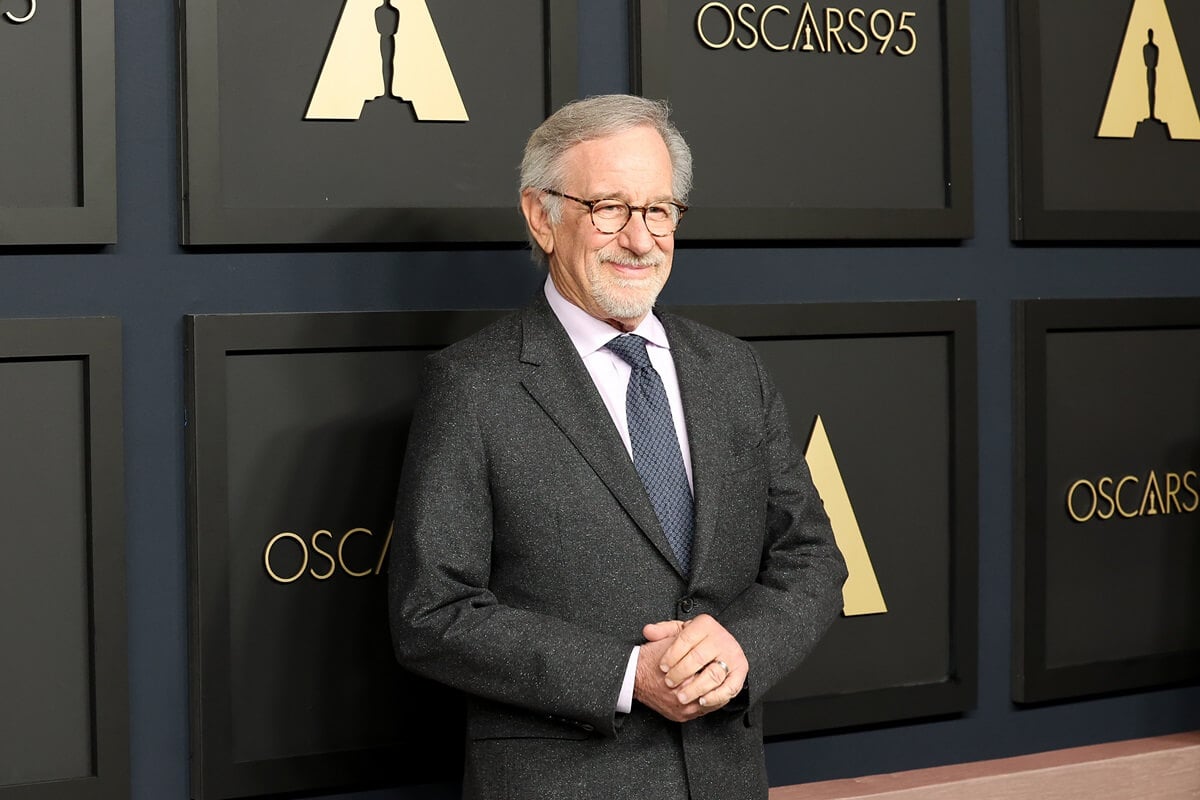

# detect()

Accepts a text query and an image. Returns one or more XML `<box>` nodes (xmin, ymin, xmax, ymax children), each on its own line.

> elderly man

<box><xmin>390</xmin><ymin>94</ymin><xmax>847</xmax><ymax>800</ymax></box>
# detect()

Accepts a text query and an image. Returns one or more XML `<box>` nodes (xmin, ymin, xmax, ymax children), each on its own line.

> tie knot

<box><xmin>605</xmin><ymin>334</ymin><xmax>652</xmax><ymax>370</ymax></box>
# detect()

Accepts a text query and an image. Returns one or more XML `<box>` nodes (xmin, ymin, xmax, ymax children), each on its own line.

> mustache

<box><xmin>598</xmin><ymin>249</ymin><xmax>665</xmax><ymax>268</ymax></box>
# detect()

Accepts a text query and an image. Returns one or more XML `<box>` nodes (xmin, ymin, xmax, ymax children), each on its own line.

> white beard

<box><xmin>586</xmin><ymin>247</ymin><xmax>667</xmax><ymax>321</ymax></box>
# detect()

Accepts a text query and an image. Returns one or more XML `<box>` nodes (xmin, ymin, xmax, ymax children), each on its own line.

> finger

<box><xmin>675</xmin><ymin>658</ymin><xmax>731</xmax><ymax>705</ymax></box>
<box><xmin>658</xmin><ymin>615</ymin><xmax>714</xmax><ymax>674</ymax></box>
<box><xmin>697</xmin><ymin>672</ymin><xmax>744</xmax><ymax>710</ymax></box>
<box><xmin>661</xmin><ymin>617</ymin><xmax>726</xmax><ymax>685</ymax></box>
<box><xmin>663</xmin><ymin>641</ymin><xmax>721</xmax><ymax>688</ymax></box>
<box><xmin>642</xmin><ymin>619</ymin><xmax>685</xmax><ymax>642</ymax></box>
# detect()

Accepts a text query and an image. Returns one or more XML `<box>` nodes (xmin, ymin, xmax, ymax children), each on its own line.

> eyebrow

<box><xmin>588</xmin><ymin>190</ymin><xmax>676</xmax><ymax>203</ymax></box>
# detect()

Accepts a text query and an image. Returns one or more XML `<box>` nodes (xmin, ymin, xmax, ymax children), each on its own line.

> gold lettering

<box><xmin>1184</xmin><ymin>471</ymin><xmax>1200</xmax><ymax>513</ymax></box>
<box><xmin>339</xmin><ymin>527</ymin><xmax>375</xmax><ymax>578</ymax></box>
<box><xmin>1096</xmin><ymin>476</ymin><xmax>1116</xmax><ymax>520</ymax></box>
<box><xmin>735</xmin><ymin>3</ymin><xmax>759</xmax><ymax>49</ymax></box>
<box><xmin>1069</xmin><ymin>469</ymin><xmax>1200</xmax><ymax>523</ymax></box>
<box><xmin>1067</xmin><ymin>479</ymin><xmax>1097</xmax><ymax>522</ymax></box>
<box><xmin>309</xmin><ymin>529</ymin><xmax>336</xmax><ymax>580</ymax></box>
<box><xmin>374</xmin><ymin>522</ymin><xmax>395</xmax><ymax>575</ymax></box>
<box><xmin>895</xmin><ymin>10</ymin><xmax>917</xmax><ymax>55</ymax></box>
<box><xmin>697</xmin><ymin>2</ymin><xmax>736</xmax><ymax>49</ymax></box>
<box><xmin>1115</xmin><ymin>475</ymin><xmax>1140</xmax><ymax>518</ymax></box>
<box><xmin>4</xmin><ymin>0</ymin><xmax>35</xmax><ymax>24</ymax></box>
<box><xmin>792</xmin><ymin>3</ymin><xmax>826</xmax><ymax>52</ymax></box>
<box><xmin>691</xmin><ymin>5</ymin><xmax>914</xmax><ymax>57</ymax></box>
<box><xmin>845</xmin><ymin>8</ymin><xmax>869</xmax><ymax>53</ymax></box>
<box><xmin>870</xmin><ymin>9</ymin><xmax>895</xmax><ymax>54</ymax></box>
<box><xmin>1140</xmin><ymin>470</ymin><xmax>1165</xmax><ymax>516</ymax></box>
<box><xmin>1165</xmin><ymin>472</ymin><xmax>1182</xmax><ymax>513</ymax></box>
<box><xmin>760</xmin><ymin>4</ymin><xmax>791</xmax><ymax>51</ymax></box>
<box><xmin>825</xmin><ymin>8</ymin><xmax>847</xmax><ymax>53</ymax></box>
<box><xmin>264</xmin><ymin>532</ymin><xmax>308</xmax><ymax>584</ymax></box>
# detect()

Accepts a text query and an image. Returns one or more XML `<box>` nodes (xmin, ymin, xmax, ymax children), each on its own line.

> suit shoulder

<box><xmin>661</xmin><ymin>311</ymin><xmax>757</xmax><ymax>360</ymax></box>
<box><xmin>427</xmin><ymin>310</ymin><xmax>522</xmax><ymax>376</ymax></box>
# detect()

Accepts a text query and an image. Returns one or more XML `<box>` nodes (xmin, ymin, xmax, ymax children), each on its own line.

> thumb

<box><xmin>643</xmin><ymin>619</ymin><xmax>685</xmax><ymax>642</ymax></box>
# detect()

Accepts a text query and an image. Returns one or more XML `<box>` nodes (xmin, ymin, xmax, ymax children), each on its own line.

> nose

<box><xmin>618</xmin><ymin>209</ymin><xmax>657</xmax><ymax>256</ymax></box>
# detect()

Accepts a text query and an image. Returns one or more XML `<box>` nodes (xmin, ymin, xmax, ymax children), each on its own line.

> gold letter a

<box><xmin>804</xmin><ymin>415</ymin><xmax>888</xmax><ymax>616</ymax></box>
<box><xmin>1098</xmin><ymin>0</ymin><xmax>1199</xmax><ymax>139</ymax></box>
<box><xmin>306</xmin><ymin>0</ymin><xmax>468</xmax><ymax>122</ymax></box>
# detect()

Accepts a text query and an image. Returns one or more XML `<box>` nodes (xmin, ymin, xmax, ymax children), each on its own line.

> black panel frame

<box><xmin>0</xmin><ymin>3</ymin><xmax>117</xmax><ymax>246</ymax></box>
<box><xmin>632</xmin><ymin>1</ymin><xmax>973</xmax><ymax>241</ymax></box>
<box><xmin>186</xmin><ymin>310</ymin><xmax>504</xmax><ymax>800</ymax></box>
<box><xmin>1008</xmin><ymin>0</ymin><xmax>1200</xmax><ymax>240</ymax></box>
<box><xmin>674</xmin><ymin>302</ymin><xmax>978</xmax><ymax>735</ymax></box>
<box><xmin>1014</xmin><ymin>298</ymin><xmax>1200</xmax><ymax>703</ymax></box>
<box><xmin>178</xmin><ymin>1</ymin><xmax>578</xmax><ymax>246</ymax></box>
<box><xmin>0</xmin><ymin>317</ymin><xmax>127</xmax><ymax>800</ymax></box>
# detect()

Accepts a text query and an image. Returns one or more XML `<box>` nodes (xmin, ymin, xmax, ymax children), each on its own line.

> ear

<box><xmin>520</xmin><ymin>189</ymin><xmax>556</xmax><ymax>256</ymax></box>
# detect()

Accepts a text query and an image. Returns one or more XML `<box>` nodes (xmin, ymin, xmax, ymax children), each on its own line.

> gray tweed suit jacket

<box><xmin>389</xmin><ymin>292</ymin><xmax>847</xmax><ymax>800</ymax></box>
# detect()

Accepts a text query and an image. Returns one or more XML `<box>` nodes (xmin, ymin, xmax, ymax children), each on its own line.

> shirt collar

<box><xmin>543</xmin><ymin>276</ymin><xmax>670</xmax><ymax>357</ymax></box>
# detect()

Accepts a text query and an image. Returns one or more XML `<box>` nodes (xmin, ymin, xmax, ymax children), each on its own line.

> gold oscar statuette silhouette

<box><xmin>1098</xmin><ymin>0</ymin><xmax>1200</xmax><ymax>140</ymax></box>
<box><xmin>306</xmin><ymin>0</ymin><xmax>468</xmax><ymax>122</ymax></box>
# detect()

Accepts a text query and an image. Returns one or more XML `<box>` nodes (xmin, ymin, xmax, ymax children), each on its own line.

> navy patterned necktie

<box><xmin>605</xmin><ymin>334</ymin><xmax>694</xmax><ymax>575</ymax></box>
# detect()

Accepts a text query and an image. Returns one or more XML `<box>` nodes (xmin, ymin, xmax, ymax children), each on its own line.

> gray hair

<box><xmin>519</xmin><ymin>94</ymin><xmax>693</xmax><ymax>263</ymax></box>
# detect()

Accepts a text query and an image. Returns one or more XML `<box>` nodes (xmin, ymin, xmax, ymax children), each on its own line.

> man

<box><xmin>390</xmin><ymin>94</ymin><xmax>847</xmax><ymax>800</ymax></box>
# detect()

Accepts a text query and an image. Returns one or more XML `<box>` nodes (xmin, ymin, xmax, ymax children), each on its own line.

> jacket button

<box><xmin>679</xmin><ymin>597</ymin><xmax>695</xmax><ymax>613</ymax></box>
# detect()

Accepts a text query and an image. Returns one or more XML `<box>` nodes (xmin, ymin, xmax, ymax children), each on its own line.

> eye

<box><xmin>591</xmin><ymin>201</ymin><xmax>628</xmax><ymax>220</ymax></box>
<box><xmin>645</xmin><ymin>204</ymin><xmax>675</xmax><ymax>222</ymax></box>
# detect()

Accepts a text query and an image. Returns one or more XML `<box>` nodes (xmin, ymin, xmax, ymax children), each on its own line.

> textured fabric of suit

<box><xmin>389</xmin><ymin>292</ymin><xmax>848</xmax><ymax>800</ymax></box>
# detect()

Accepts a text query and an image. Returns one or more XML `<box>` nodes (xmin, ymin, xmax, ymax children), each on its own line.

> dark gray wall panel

<box><xmin>186</xmin><ymin>312</ymin><xmax>501</xmax><ymax>799</ymax></box>
<box><xmin>0</xmin><ymin>4</ymin><xmax>80</xmax><ymax>208</ymax></box>
<box><xmin>0</xmin><ymin>317</ymin><xmax>127</xmax><ymax>800</ymax></box>
<box><xmin>180</xmin><ymin>0</ymin><xmax>577</xmax><ymax>244</ymax></box>
<box><xmin>1016</xmin><ymin>299</ymin><xmax>1200</xmax><ymax>702</ymax></box>
<box><xmin>0</xmin><ymin>361</ymin><xmax>92</xmax><ymax>786</ymax></box>
<box><xmin>0</xmin><ymin>2</ymin><xmax>116</xmax><ymax>245</ymax></box>
<box><xmin>1009</xmin><ymin>0</ymin><xmax>1200</xmax><ymax>238</ymax></box>
<box><xmin>679</xmin><ymin>302</ymin><xmax>977</xmax><ymax>736</ymax></box>
<box><xmin>634</xmin><ymin>0</ymin><xmax>972</xmax><ymax>239</ymax></box>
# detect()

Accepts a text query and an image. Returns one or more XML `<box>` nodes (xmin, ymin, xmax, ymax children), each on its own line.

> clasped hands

<box><xmin>632</xmin><ymin>614</ymin><xmax>748</xmax><ymax>723</ymax></box>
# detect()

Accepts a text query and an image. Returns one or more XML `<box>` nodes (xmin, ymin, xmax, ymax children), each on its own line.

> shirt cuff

<box><xmin>617</xmin><ymin>646</ymin><xmax>639</xmax><ymax>714</ymax></box>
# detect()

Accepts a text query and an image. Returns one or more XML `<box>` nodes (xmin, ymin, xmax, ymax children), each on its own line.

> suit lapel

<box><xmin>518</xmin><ymin>295</ymin><xmax>687</xmax><ymax>576</ymax></box>
<box><xmin>660</xmin><ymin>313</ymin><xmax>728</xmax><ymax>588</ymax></box>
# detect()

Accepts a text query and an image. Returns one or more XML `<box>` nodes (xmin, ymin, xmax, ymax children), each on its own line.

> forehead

<box><xmin>560</xmin><ymin>125</ymin><xmax>674</xmax><ymax>198</ymax></box>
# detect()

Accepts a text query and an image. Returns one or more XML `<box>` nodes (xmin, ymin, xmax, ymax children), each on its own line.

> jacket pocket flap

<box><xmin>468</xmin><ymin>705</ymin><xmax>594</xmax><ymax>741</ymax></box>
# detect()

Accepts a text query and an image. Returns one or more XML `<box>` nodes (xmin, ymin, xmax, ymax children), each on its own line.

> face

<box><xmin>522</xmin><ymin>125</ymin><xmax>676</xmax><ymax>329</ymax></box>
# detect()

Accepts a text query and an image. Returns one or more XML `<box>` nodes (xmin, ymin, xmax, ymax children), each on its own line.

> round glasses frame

<box><xmin>542</xmin><ymin>189</ymin><xmax>688</xmax><ymax>237</ymax></box>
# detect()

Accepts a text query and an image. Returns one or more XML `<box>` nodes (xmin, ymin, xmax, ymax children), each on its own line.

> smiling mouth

<box><xmin>605</xmin><ymin>261</ymin><xmax>657</xmax><ymax>279</ymax></box>
<box><xmin>604</xmin><ymin>254</ymin><xmax>661</xmax><ymax>268</ymax></box>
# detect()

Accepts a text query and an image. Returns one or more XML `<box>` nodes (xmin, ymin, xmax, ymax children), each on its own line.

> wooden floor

<box><xmin>771</xmin><ymin>732</ymin><xmax>1200</xmax><ymax>799</ymax></box>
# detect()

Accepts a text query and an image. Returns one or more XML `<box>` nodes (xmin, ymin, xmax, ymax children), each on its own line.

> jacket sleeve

<box><xmin>718</xmin><ymin>345</ymin><xmax>849</xmax><ymax>706</ymax></box>
<box><xmin>388</xmin><ymin>354</ymin><xmax>631</xmax><ymax>736</ymax></box>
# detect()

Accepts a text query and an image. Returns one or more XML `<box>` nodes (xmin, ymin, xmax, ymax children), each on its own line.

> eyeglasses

<box><xmin>542</xmin><ymin>189</ymin><xmax>688</xmax><ymax>237</ymax></box>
